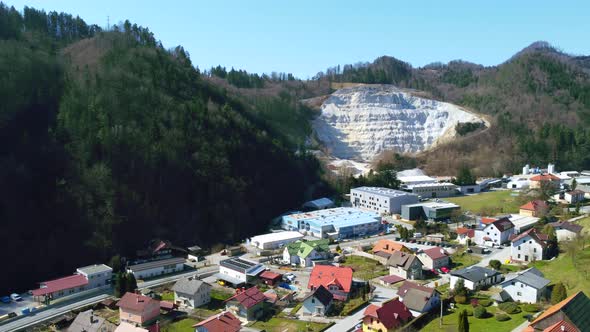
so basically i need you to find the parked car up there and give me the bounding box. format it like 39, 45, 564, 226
0, 296, 10, 304
283, 273, 296, 283
440, 266, 450, 274
10, 294, 22, 302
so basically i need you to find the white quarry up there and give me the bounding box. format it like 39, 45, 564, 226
313, 85, 485, 162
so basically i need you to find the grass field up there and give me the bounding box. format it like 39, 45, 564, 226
421, 303, 526, 332
161, 318, 198, 332
160, 290, 174, 301
446, 190, 521, 215
341, 255, 389, 280
530, 245, 590, 295
450, 247, 481, 269
576, 216, 590, 235
249, 317, 328, 332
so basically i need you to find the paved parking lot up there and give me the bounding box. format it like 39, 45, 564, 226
0, 294, 39, 317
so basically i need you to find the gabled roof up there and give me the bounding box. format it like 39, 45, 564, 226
308, 265, 353, 293
542, 319, 579, 332
373, 239, 410, 255
68, 310, 112, 332
450, 266, 501, 283
549, 221, 583, 234
387, 251, 422, 271
397, 281, 438, 312
567, 189, 585, 195
456, 227, 475, 238
303, 285, 334, 307
520, 200, 549, 212
259, 271, 281, 280
172, 278, 211, 296
363, 298, 412, 329
32, 274, 89, 296
530, 291, 590, 329
117, 292, 159, 312
420, 247, 448, 260
530, 174, 560, 181
193, 311, 241, 332
490, 217, 515, 232
481, 217, 497, 225
501, 268, 550, 290
225, 287, 266, 309
511, 228, 548, 248
286, 239, 330, 258
380, 275, 405, 285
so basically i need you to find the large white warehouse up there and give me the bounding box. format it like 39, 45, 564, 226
350, 186, 419, 214
249, 231, 304, 250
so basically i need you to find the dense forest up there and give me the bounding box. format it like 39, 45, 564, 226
0, 3, 328, 294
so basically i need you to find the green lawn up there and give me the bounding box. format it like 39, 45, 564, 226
249, 317, 328, 332
530, 244, 590, 295
446, 190, 521, 215
421, 303, 526, 332
161, 318, 199, 332
207, 288, 234, 310
341, 255, 389, 280
160, 291, 174, 301
450, 247, 481, 269
576, 217, 590, 235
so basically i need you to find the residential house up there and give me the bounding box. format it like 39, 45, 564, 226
474, 217, 515, 245
529, 174, 561, 190
387, 251, 423, 280
308, 265, 353, 301
450, 266, 503, 291
126, 257, 185, 280
171, 277, 212, 308
67, 310, 116, 332
555, 190, 585, 204
372, 239, 412, 255
379, 275, 406, 287
500, 268, 550, 304
117, 292, 160, 326
520, 200, 549, 217
224, 287, 266, 323
549, 221, 583, 242
511, 229, 549, 262
302, 285, 334, 316
217, 257, 266, 287
193, 311, 242, 332
417, 247, 449, 270
283, 239, 331, 267
456, 227, 475, 245
259, 271, 282, 286
361, 298, 413, 332
525, 291, 590, 331
397, 281, 440, 316
425, 233, 445, 243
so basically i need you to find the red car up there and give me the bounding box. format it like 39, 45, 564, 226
440, 266, 450, 274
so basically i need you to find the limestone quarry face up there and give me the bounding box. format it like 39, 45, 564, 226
313, 85, 484, 161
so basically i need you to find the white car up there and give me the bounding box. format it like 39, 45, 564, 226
10, 293, 22, 301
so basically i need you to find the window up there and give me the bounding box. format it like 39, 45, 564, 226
534, 248, 537, 253
517, 292, 522, 296
311, 298, 315, 303
521, 284, 524, 288
518, 254, 521, 259
518, 246, 521, 250
511, 281, 515, 285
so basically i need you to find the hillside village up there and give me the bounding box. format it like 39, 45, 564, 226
2, 163, 590, 332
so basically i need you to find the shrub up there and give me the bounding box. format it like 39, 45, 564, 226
496, 313, 511, 321
478, 299, 492, 307
489, 259, 502, 270
454, 295, 468, 304
470, 298, 479, 307
473, 305, 487, 318
523, 303, 541, 313
498, 302, 521, 314
465, 308, 473, 316
551, 282, 567, 304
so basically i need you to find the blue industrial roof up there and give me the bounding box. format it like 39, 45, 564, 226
283, 207, 380, 228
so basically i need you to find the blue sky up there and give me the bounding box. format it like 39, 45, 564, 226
6, 0, 590, 78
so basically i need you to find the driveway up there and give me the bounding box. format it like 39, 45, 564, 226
475, 246, 511, 268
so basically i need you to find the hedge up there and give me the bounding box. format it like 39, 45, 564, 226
498, 302, 521, 314
478, 299, 492, 307
454, 295, 468, 304
473, 306, 487, 318
496, 313, 511, 321
523, 303, 541, 312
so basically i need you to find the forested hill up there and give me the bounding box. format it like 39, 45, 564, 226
0, 3, 326, 294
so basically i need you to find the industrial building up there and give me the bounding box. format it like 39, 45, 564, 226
249, 231, 304, 250
281, 207, 382, 239
217, 257, 266, 286
126, 257, 185, 280
406, 182, 458, 198
401, 201, 460, 221
350, 187, 419, 214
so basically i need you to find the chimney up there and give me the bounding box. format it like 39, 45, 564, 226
561, 326, 565, 331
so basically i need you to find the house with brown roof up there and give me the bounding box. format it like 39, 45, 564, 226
387, 251, 423, 280
549, 221, 584, 242
67, 310, 116, 332
361, 298, 413, 332
397, 281, 440, 315
529, 174, 560, 190
474, 217, 515, 245
417, 247, 449, 270
117, 292, 160, 326
225, 287, 266, 323
511, 228, 549, 262
520, 200, 550, 217
307, 265, 353, 301
525, 291, 590, 331
193, 311, 242, 332
456, 227, 475, 245
554, 190, 585, 204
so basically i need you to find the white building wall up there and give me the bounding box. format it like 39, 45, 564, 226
511, 236, 544, 262
129, 263, 184, 280
555, 229, 578, 242
450, 276, 475, 290
502, 282, 539, 303
219, 266, 247, 283
350, 188, 418, 214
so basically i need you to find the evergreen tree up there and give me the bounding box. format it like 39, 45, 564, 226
125, 273, 137, 293
458, 309, 469, 332
108, 255, 122, 273
551, 282, 567, 304
453, 166, 476, 186
114, 272, 126, 298
571, 178, 578, 191
454, 278, 468, 297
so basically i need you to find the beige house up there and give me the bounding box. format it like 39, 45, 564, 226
387, 251, 423, 280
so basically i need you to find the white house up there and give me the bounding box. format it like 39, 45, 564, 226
217, 257, 266, 286
172, 277, 212, 308
417, 247, 449, 270
500, 268, 550, 304
126, 257, 185, 280
397, 281, 440, 316
511, 228, 549, 263
249, 231, 304, 250
549, 221, 583, 242
282, 239, 331, 267
450, 266, 503, 291
474, 218, 515, 245
301, 285, 334, 316
350, 187, 419, 214
76, 264, 113, 289
554, 190, 586, 204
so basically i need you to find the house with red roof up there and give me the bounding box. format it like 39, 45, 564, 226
117, 292, 160, 326
417, 247, 449, 270
225, 287, 266, 323
520, 200, 549, 217
361, 298, 413, 332
193, 311, 242, 332
258, 271, 281, 287
529, 174, 560, 190
308, 265, 353, 301
456, 227, 475, 245
511, 228, 549, 262
31, 264, 112, 302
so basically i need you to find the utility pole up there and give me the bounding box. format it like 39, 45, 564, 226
107, 16, 110, 30
439, 294, 443, 327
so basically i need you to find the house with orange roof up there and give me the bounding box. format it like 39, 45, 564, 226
520, 200, 549, 217
455, 227, 475, 245
308, 265, 353, 301
193, 311, 242, 332
361, 298, 413, 332
525, 291, 590, 331
529, 174, 560, 189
